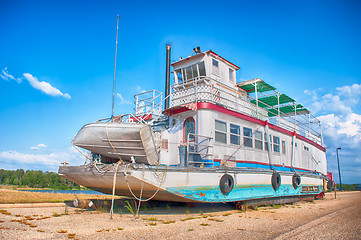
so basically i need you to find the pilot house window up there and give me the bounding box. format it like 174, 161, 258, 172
212, 59, 219, 75
198, 61, 206, 76
175, 62, 206, 83
185, 65, 198, 81
177, 71, 183, 82
229, 69, 235, 82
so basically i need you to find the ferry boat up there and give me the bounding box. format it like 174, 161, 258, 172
59, 45, 328, 205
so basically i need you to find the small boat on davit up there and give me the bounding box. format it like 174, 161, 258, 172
59, 45, 332, 205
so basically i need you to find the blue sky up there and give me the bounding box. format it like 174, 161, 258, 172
1, 0, 360, 183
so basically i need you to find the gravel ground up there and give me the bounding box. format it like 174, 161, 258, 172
0, 191, 360, 239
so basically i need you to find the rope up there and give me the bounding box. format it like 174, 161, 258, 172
110, 160, 122, 219
76, 119, 166, 218
299, 142, 323, 174
124, 164, 167, 202
72, 145, 92, 163
90, 162, 113, 176
105, 122, 125, 165
135, 164, 145, 217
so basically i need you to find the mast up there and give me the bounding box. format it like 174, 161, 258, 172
165, 44, 171, 109
111, 15, 119, 118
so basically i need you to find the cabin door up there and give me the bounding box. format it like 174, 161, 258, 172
183, 117, 195, 143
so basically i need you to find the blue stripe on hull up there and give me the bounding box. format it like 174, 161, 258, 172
166, 184, 322, 203
212, 162, 319, 174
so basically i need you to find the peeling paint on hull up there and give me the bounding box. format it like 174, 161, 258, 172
166, 184, 322, 202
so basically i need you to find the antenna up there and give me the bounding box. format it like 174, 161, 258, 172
111, 15, 119, 119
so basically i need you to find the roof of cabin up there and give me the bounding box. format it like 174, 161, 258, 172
238, 78, 309, 116
267, 104, 309, 117
237, 78, 276, 93
171, 50, 240, 70
250, 94, 295, 108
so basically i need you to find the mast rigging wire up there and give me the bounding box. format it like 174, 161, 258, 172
111, 15, 119, 119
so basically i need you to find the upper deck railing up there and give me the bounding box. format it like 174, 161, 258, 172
170, 76, 323, 146
99, 90, 165, 125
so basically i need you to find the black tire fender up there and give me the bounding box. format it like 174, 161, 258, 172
327, 180, 334, 190
219, 174, 234, 195
271, 172, 281, 190
292, 174, 301, 189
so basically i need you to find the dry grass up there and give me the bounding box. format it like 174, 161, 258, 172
0, 189, 120, 204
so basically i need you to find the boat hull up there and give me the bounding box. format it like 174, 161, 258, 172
59, 164, 323, 203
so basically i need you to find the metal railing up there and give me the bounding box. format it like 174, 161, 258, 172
186, 133, 213, 167
170, 76, 323, 145
134, 90, 163, 120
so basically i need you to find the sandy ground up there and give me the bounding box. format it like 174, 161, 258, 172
0, 191, 360, 239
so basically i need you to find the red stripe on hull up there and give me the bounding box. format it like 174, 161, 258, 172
197, 102, 325, 152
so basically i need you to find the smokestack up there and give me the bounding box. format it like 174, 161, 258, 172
165, 44, 171, 109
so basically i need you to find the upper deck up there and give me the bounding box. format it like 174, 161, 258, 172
165, 49, 323, 146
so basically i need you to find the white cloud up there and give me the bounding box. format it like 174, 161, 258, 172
136, 86, 146, 93
305, 83, 361, 116
307, 83, 361, 183
23, 73, 71, 99
0, 147, 84, 171
318, 113, 361, 139
336, 83, 361, 97
0, 67, 22, 83
1, 68, 71, 99
336, 83, 361, 106
304, 88, 322, 101
117, 93, 132, 104
0, 151, 60, 166
337, 113, 361, 137
30, 143, 48, 151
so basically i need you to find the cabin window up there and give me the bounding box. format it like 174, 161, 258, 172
291, 141, 298, 148
255, 131, 263, 150
243, 127, 253, 148
230, 124, 240, 145
198, 61, 206, 76
183, 117, 195, 142
184, 65, 198, 81
215, 120, 227, 143
176, 70, 183, 83
229, 69, 235, 82
179, 62, 207, 83
265, 134, 273, 151
282, 140, 286, 154
273, 136, 280, 153
212, 59, 219, 75
304, 146, 309, 151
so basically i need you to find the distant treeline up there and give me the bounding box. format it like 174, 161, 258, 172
335, 184, 358, 191
0, 169, 81, 190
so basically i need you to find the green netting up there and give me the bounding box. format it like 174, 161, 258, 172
251, 94, 295, 108
238, 79, 309, 117
237, 80, 276, 93
267, 104, 309, 117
